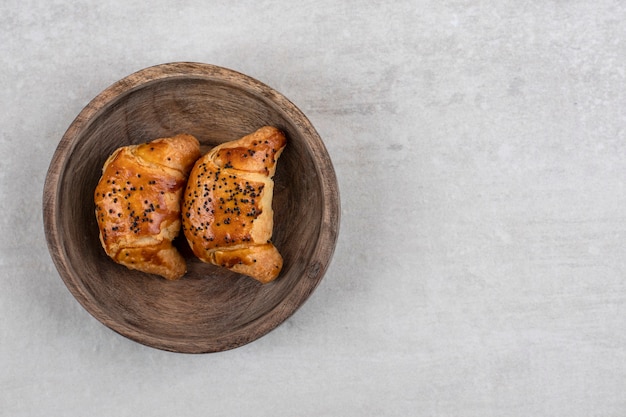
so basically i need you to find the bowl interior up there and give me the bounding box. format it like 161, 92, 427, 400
45, 64, 338, 353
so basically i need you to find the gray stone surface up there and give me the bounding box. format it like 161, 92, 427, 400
2, 1, 625, 415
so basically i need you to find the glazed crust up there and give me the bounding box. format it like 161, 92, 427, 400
94, 134, 201, 280
182, 126, 286, 284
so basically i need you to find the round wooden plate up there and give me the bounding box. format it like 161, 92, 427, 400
43, 62, 340, 353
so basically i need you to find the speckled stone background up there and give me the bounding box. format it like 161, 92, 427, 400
2, 1, 626, 416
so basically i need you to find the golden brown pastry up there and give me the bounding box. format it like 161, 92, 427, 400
94, 134, 201, 280
182, 126, 286, 284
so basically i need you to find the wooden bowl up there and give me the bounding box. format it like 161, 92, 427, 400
43, 62, 340, 353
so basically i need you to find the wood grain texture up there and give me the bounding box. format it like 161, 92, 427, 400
42, 62, 340, 353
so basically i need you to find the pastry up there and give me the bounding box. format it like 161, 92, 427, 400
94, 134, 201, 280
182, 126, 286, 283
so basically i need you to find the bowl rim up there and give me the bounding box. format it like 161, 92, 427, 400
42, 62, 340, 353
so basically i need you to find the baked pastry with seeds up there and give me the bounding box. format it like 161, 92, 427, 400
182, 126, 286, 284
94, 134, 201, 280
